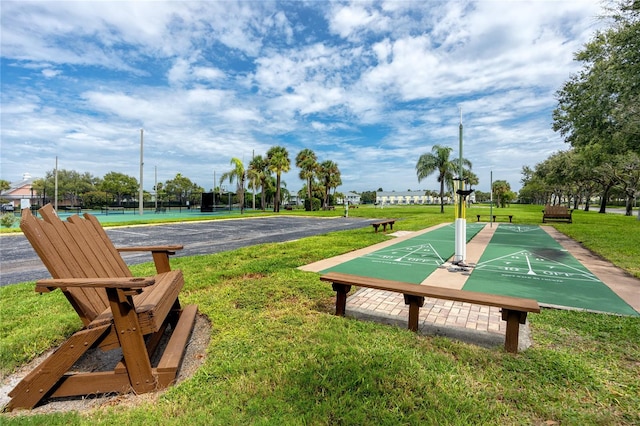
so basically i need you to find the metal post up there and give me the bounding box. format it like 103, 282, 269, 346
490, 171, 494, 227
453, 110, 466, 263
154, 165, 157, 210
139, 129, 144, 215
54, 156, 58, 211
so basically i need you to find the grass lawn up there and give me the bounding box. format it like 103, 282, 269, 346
1, 204, 639, 425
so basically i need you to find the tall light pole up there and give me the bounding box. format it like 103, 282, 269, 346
139, 129, 144, 215
154, 165, 158, 211
54, 156, 59, 211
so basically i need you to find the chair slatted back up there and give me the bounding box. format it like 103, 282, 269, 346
20, 204, 132, 325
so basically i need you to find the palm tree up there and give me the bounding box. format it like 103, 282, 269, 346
295, 148, 318, 211
220, 157, 246, 214
330, 168, 342, 201
248, 155, 270, 211
266, 146, 290, 212
318, 160, 340, 209
416, 145, 455, 213
416, 145, 472, 213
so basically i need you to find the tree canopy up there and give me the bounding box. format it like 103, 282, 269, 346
553, 0, 639, 155
546, 0, 640, 217
164, 173, 203, 205
100, 171, 138, 205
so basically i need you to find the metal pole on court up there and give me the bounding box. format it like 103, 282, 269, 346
453, 110, 466, 264
490, 170, 494, 228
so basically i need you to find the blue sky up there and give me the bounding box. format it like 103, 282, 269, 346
1, 1, 603, 194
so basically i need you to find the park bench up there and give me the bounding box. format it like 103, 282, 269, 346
371, 219, 395, 233
476, 214, 513, 223
101, 206, 125, 215
542, 205, 573, 223
7, 204, 197, 410
320, 272, 540, 353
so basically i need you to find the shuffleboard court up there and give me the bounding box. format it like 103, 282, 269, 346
321, 223, 485, 283
463, 224, 639, 316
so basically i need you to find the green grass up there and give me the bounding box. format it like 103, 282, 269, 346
1, 204, 639, 424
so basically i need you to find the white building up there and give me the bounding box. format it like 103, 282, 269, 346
376, 191, 451, 206
336, 191, 361, 205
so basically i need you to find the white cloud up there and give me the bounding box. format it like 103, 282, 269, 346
0, 0, 607, 194
328, 3, 390, 40
193, 66, 225, 81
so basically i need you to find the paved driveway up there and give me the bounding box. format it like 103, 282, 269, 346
0, 216, 375, 286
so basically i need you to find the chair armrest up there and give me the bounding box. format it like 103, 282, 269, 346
36, 276, 155, 292
116, 246, 184, 273
116, 245, 184, 253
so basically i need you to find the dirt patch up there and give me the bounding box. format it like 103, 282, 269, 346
1, 313, 211, 417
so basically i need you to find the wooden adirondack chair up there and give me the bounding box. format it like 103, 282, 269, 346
6, 204, 198, 411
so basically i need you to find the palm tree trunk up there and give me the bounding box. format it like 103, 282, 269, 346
275, 174, 281, 212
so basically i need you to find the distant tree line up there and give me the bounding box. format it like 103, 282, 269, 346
28, 170, 204, 209
219, 146, 344, 213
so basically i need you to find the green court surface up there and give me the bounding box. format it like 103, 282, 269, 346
463, 225, 639, 316
51, 208, 242, 225
321, 223, 485, 283
4, 208, 241, 229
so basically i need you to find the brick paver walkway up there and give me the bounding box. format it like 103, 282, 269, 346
347, 288, 505, 334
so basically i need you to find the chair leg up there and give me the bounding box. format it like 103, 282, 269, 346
107, 288, 156, 393
7, 324, 111, 411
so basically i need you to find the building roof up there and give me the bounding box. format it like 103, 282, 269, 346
2, 177, 36, 198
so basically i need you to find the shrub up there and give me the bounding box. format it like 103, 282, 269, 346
0, 213, 17, 228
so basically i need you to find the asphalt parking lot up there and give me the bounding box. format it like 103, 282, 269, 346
0, 216, 376, 286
